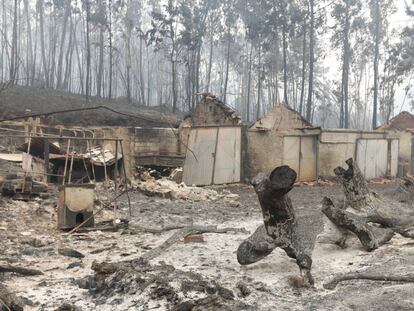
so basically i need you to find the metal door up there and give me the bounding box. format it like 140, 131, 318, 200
283, 136, 317, 181
213, 127, 241, 184
356, 139, 388, 179
390, 140, 399, 177
299, 136, 318, 181
182, 128, 218, 186
183, 127, 241, 186
283, 137, 300, 174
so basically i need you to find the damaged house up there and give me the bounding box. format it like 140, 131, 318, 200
246, 104, 400, 181
180, 94, 244, 186
377, 111, 414, 175
0, 96, 408, 188
246, 104, 319, 182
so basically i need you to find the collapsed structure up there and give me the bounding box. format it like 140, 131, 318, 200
1, 96, 411, 188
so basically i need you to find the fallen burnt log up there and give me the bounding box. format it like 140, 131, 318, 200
141, 225, 249, 261
237, 166, 314, 286
320, 158, 414, 250
324, 271, 414, 290
0, 264, 43, 276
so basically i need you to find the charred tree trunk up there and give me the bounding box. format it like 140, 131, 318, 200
322, 197, 394, 251
320, 158, 414, 249
333, 158, 374, 211
237, 166, 314, 286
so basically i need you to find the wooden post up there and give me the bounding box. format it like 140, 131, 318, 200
68, 143, 75, 184
114, 140, 118, 193
43, 139, 50, 183
102, 147, 108, 188
120, 140, 132, 217
62, 139, 71, 185
87, 140, 96, 181
22, 137, 32, 193
113, 140, 119, 218
43, 117, 50, 183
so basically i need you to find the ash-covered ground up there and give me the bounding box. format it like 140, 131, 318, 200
1, 181, 414, 310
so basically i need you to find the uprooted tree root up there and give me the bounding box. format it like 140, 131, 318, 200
88, 258, 253, 310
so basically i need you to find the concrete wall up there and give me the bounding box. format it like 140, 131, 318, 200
318, 129, 400, 177
247, 128, 402, 180
133, 127, 182, 156
246, 130, 284, 179
247, 128, 321, 179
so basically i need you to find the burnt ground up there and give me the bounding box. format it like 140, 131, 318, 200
0, 86, 182, 127
1, 180, 414, 310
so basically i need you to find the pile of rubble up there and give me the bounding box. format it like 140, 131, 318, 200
86, 258, 253, 310
133, 178, 239, 203
133, 167, 240, 203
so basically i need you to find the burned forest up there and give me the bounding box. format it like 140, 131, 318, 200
1, 0, 414, 310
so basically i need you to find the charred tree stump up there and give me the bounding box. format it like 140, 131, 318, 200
334, 158, 374, 211
237, 166, 314, 286
320, 158, 414, 249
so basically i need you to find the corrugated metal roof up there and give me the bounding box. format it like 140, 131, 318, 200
84, 147, 122, 166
